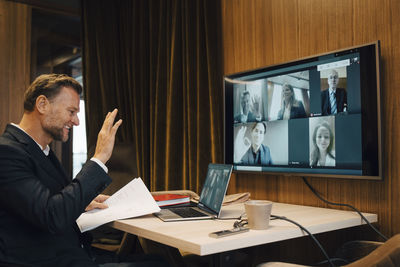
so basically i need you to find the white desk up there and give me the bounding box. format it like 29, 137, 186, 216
110, 202, 377, 256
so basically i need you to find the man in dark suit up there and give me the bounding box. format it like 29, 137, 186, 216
239, 122, 272, 166
321, 69, 347, 115
240, 143, 272, 165
234, 91, 259, 123
0, 74, 165, 267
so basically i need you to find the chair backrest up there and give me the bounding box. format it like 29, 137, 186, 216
101, 143, 138, 195
346, 234, 400, 267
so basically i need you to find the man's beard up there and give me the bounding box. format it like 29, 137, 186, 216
43, 125, 69, 142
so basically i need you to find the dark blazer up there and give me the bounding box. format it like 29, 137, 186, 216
0, 124, 111, 267
321, 88, 347, 115
240, 144, 272, 166
234, 111, 258, 123
277, 101, 307, 120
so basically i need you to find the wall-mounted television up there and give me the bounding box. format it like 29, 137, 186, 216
224, 41, 382, 180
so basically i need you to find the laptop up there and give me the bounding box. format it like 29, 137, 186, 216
154, 163, 233, 222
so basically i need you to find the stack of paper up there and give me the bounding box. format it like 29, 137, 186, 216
76, 177, 160, 232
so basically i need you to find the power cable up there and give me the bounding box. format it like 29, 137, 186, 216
302, 177, 388, 241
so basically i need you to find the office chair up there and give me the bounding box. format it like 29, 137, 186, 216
92, 189, 201, 266
257, 234, 400, 267
90, 143, 140, 258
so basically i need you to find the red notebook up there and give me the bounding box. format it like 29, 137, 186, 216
153, 194, 190, 207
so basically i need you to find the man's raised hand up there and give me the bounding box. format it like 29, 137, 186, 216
93, 109, 123, 164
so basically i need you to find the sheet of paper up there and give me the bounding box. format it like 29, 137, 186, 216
76, 177, 160, 232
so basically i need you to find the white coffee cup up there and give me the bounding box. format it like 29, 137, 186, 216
244, 200, 273, 230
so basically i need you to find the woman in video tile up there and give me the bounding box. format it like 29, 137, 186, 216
238, 122, 272, 165
277, 83, 307, 120
310, 122, 336, 167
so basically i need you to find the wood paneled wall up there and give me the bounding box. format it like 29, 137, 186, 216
222, 0, 400, 237
0, 0, 31, 132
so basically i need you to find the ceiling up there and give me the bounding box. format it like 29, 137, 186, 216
8, 0, 82, 72
32, 8, 81, 69
10, 0, 81, 16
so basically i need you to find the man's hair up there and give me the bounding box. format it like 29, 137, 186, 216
24, 74, 82, 111
241, 90, 250, 99
329, 69, 339, 76
251, 122, 267, 135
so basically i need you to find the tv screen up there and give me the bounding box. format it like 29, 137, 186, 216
224, 41, 382, 179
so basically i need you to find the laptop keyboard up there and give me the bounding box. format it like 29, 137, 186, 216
171, 207, 209, 218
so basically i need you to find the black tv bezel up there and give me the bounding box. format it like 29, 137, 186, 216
223, 41, 382, 180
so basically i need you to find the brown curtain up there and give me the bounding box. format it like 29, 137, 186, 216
82, 0, 223, 192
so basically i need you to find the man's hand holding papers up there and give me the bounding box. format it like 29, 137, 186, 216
76, 178, 160, 232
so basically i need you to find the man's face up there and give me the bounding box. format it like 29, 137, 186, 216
327, 70, 339, 89
241, 93, 251, 114
42, 86, 80, 142
251, 123, 265, 147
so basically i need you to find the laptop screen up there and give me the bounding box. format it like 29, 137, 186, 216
198, 164, 233, 215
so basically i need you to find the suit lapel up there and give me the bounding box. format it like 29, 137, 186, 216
5, 125, 69, 189
324, 90, 331, 113
259, 145, 266, 165
48, 149, 70, 186
246, 148, 255, 164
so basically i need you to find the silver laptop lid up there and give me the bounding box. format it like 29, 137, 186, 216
197, 163, 233, 217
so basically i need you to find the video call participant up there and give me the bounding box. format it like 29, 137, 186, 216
277, 83, 307, 120
0, 74, 167, 267
234, 90, 260, 123
200, 170, 218, 206
310, 122, 336, 167
200, 170, 226, 210
321, 69, 348, 115
238, 122, 272, 166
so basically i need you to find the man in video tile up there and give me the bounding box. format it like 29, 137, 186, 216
237, 122, 272, 166
321, 69, 347, 115
234, 91, 259, 123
